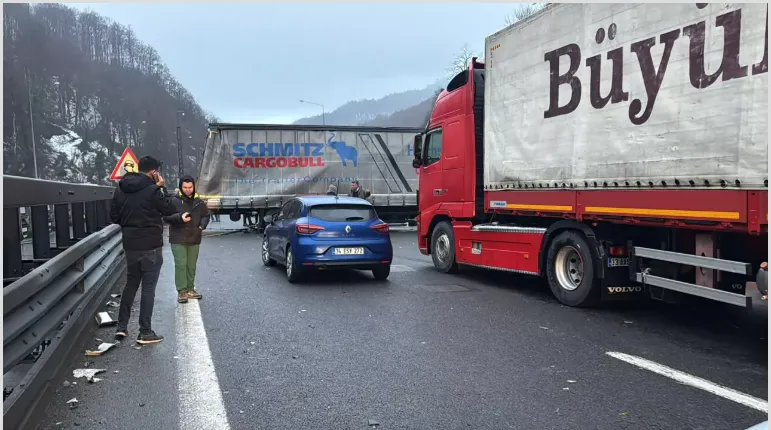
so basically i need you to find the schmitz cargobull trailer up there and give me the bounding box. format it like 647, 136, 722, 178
197, 123, 423, 226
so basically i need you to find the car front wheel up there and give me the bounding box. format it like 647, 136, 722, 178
261, 237, 275, 266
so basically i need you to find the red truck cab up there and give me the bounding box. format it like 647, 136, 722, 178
414, 58, 487, 254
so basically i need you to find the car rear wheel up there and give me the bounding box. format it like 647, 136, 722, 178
261, 238, 275, 266
372, 265, 390, 281
431, 221, 459, 274
285, 246, 303, 283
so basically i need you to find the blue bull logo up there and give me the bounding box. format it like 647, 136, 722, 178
326, 132, 358, 167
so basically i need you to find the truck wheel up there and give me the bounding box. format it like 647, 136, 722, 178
430, 221, 459, 274
545, 231, 599, 307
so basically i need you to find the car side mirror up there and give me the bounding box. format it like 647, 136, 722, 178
412, 135, 423, 168
263, 214, 274, 224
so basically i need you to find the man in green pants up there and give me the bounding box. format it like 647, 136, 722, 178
164, 175, 210, 303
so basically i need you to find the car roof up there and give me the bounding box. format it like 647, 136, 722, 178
296, 195, 373, 207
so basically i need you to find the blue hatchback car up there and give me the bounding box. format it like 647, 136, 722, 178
261, 196, 393, 282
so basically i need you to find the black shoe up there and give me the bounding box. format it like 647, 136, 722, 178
136, 330, 164, 345
115, 329, 128, 340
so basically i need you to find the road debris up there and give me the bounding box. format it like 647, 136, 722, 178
567, 380, 576, 383
95, 312, 117, 327
62, 381, 71, 387
73, 368, 106, 383
66, 398, 79, 409
539, 326, 550, 330
562, 387, 570, 391
624, 321, 634, 324
110, 294, 121, 299
85, 342, 116, 356
105, 301, 120, 308
368, 419, 380, 427
292, 355, 298, 359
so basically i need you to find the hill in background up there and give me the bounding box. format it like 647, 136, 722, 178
3, 3, 216, 183
292, 81, 443, 128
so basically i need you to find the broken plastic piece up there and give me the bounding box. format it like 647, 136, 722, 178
95, 312, 117, 327
106, 301, 120, 308
73, 368, 106, 380
368, 419, 380, 426
66, 398, 79, 409
111, 294, 121, 299
85, 342, 116, 356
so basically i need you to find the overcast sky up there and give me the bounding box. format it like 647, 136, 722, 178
68, 2, 520, 123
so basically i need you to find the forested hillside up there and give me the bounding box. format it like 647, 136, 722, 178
3, 3, 216, 183
292, 82, 442, 127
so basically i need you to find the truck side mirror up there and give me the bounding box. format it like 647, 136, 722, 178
412, 135, 423, 168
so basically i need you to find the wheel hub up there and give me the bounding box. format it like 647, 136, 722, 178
435, 233, 451, 264
555, 246, 583, 291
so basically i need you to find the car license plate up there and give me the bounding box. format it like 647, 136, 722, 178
334, 247, 364, 255
608, 257, 630, 267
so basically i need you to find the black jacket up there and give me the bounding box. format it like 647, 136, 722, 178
110, 172, 182, 251
163, 176, 210, 245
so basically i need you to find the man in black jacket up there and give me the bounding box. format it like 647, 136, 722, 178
110, 156, 190, 345
164, 175, 210, 304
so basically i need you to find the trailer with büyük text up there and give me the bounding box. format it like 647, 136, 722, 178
196, 123, 422, 227
411, 3, 768, 308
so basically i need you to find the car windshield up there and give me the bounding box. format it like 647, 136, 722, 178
309, 204, 376, 222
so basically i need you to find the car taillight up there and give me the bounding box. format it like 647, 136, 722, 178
372, 223, 389, 234
297, 224, 325, 234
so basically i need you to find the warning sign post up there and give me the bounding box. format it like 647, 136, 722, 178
109, 148, 140, 181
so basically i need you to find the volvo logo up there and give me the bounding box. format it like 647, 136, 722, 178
345, 225, 351, 233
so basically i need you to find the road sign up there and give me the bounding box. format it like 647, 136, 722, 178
109, 148, 139, 181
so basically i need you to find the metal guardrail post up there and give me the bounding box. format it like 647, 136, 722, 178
3, 208, 23, 280
84, 201, 97, 234
53, 203, 70, 250
30, 206, 51, 260
71, 202, 86, 240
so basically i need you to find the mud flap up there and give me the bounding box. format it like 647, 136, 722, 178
601, 258, 647, 302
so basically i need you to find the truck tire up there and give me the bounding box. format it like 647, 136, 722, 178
545, 231, 600, 307
430, 221, 459, 274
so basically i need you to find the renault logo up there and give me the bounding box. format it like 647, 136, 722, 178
345, 225, 351, 233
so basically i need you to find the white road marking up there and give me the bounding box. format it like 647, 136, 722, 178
176, 299, 231, 429
606, 351, 768, 413
390, 264, 416, 273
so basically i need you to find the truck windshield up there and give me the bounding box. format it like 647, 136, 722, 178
309, 204, 376, 222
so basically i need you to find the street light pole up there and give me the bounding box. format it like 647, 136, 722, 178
176, 110, 185, 179
299, 100, 325, 126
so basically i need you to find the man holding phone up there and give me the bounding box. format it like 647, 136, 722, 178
110, 156, 190, 345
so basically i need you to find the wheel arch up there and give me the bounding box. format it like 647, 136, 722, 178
539, 220, 605, 279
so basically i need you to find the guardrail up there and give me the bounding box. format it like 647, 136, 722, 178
3, 176, 124, 429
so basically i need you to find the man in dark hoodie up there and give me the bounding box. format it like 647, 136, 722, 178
110, 156, 189, 345
164, 175, 210, 304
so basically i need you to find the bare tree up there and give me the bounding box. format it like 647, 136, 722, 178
446, 44, 477, 78
504, 3, 546, 26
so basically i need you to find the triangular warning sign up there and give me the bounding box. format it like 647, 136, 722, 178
109, 148, 140, 181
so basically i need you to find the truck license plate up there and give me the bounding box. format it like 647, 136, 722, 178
334, 247, 364, 255
608, 257, 630, 267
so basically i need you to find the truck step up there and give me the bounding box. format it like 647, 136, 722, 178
470, 224, 546, 234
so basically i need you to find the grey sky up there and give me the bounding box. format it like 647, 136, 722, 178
69, 3, 520, 123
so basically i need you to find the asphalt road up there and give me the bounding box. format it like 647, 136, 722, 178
37, 221, 768, 430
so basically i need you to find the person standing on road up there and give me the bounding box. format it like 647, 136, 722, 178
164, 175, 210, 304
110, 156, 189, 345
348, 180, 371, 199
